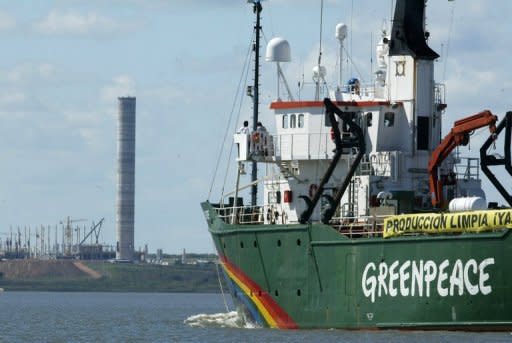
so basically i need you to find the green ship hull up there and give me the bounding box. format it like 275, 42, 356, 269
202, 201, 512, 330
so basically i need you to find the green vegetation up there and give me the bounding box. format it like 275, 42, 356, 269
84, 261, 223, 292
0, 260, 225, 293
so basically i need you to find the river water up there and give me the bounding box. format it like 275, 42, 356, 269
0, 292, 509, 342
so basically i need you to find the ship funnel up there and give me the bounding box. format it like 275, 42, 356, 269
389, 0, 439, 60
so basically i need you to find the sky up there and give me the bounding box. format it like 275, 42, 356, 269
0, 0, 510, 254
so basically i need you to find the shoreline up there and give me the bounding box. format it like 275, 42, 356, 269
0, 259, 225, 293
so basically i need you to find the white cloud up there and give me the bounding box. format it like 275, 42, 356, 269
79, 127, 101, 147
6, 63, 58, 84
101, 75, 136, 102
0, 11, 16, 31
0, 88, 41, 120
0, 90, 26, 106
34, 10, 130, 35
62, 109, 103, 126
141, 86, 189, 105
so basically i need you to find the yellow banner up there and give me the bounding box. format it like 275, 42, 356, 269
383, 209, 512, 238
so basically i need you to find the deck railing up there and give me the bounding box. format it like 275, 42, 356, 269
454, 157, 480, 180
329, 214, 387, 238
297, 81, 376, 100
212, 204, 286, 225
211, 204, 390, 238
249, 132, 335, 161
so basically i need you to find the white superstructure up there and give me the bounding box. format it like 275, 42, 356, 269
233, 17, 485, 226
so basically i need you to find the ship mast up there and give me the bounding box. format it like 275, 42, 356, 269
250, 0, 262, 206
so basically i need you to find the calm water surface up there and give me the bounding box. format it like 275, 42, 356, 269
0, 292, 509, 342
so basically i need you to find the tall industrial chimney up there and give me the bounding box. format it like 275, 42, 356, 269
116, 97, 136, 261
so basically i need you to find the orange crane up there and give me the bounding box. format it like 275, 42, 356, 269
428, 110, 498, 208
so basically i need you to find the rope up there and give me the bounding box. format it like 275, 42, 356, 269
349, 0, 354, 76
442, 1, 456, 83
343, 45, 365, 84
370, 32, 373, 83
318, 0, 324, 67
261, 30, 269, 46
215, 255, 230, 312
220, 40, 253, 202
207, 31, 254, 200
266, 2, 276, 38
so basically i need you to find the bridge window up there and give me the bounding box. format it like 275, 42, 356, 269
366, 112, 373, 127
282, 114, 289, 129
384, 112, 395, 127
298, 114, 304, 128
290, 114, 297, 128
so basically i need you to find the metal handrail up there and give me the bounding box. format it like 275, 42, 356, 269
271, 132, 334, 160
454, 157, 480, 180
329, 214, 389, 238
213, 204, 392, 238
213, 204, 288, 225
297, 82, 377, 100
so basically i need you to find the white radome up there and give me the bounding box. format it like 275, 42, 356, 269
312, 65, 327, 79
265, 37, 291, 63
336, 23, 348, 41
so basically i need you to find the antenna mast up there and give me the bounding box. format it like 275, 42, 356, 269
314, 0, 324, 100
336, 23, 348, 88
250, 0, 262, 206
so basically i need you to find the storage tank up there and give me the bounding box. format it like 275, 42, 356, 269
448, 197, 486, 212
116, 97, 136, 261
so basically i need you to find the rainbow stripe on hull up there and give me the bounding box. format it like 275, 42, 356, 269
219, 255, 297, 329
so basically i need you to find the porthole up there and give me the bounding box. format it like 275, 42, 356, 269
297, 289, 301, 296
296, 239, 301, 246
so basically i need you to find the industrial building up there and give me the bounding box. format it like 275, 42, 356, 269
116, 97, 136, 261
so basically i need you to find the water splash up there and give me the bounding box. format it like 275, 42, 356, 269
184, 311, 259, 329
